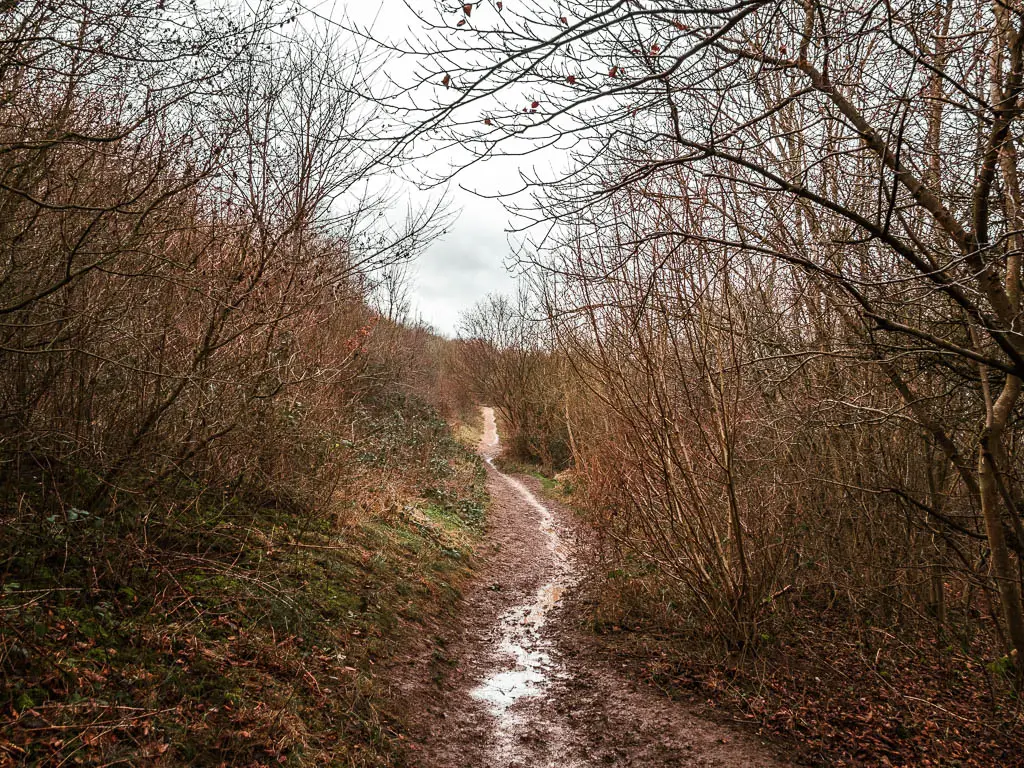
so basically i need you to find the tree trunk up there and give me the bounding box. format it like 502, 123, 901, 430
979, 375, 1024, 679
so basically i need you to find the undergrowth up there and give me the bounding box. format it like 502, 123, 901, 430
512, 465, 1024, 767
580, 559, 1024, 767
0, 399, 486, 767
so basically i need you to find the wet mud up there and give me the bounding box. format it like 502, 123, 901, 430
403, 407, 788, 768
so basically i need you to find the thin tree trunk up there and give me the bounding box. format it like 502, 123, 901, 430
979, 374, 1024, 677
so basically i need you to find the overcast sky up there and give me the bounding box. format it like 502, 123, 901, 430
405, 163, 523, 337
322, 0, 523, 337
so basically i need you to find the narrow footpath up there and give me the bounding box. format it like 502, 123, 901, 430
405, 407, 788, 768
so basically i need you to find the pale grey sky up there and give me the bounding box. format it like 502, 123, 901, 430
329, 0, 522, 336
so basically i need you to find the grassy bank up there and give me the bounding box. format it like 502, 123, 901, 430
1, 402, 486, 767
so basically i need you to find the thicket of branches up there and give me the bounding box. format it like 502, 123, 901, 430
455, 291, 571, 470
431, 0, 1024, 682
0, 8, 484, 757
0, 0, 454, 527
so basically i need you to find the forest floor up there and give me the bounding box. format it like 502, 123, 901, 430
398, 407, 787, 768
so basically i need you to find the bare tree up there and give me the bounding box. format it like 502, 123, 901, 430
457, 290, 571, 469
0, 2, 447, 521
389, 0, 1024, 672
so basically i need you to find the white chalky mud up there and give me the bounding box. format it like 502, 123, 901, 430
469, 408, 579, 755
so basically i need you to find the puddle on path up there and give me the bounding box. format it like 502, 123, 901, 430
423, 408, 787, 768
469, 408, 576, 721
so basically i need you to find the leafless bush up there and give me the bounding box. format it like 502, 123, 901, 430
0, 1, 444, 529
457, 290, 571, 470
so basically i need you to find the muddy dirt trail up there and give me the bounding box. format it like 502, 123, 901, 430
405, 407, 788, 768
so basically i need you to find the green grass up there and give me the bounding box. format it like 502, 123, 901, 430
1, 502, 482, 766
0, 402, 487, 767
